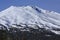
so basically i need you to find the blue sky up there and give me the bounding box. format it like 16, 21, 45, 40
0, 0, 60, 13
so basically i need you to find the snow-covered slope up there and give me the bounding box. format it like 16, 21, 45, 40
0, 6, 60, 35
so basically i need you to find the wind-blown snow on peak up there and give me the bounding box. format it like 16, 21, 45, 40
0, 6, 42, 24
0, 6, 60, 35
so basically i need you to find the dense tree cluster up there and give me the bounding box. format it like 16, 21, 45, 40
0, 23, 60, 40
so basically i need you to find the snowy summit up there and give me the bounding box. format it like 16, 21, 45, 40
0, 6, 60, 35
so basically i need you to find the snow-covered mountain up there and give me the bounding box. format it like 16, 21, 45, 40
0, 6, 60, 35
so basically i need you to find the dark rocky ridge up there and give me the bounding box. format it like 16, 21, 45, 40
0, 24, 60, 40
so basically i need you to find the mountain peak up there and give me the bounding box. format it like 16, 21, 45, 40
1, 6, 47, 14
0, 6, 60, 35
